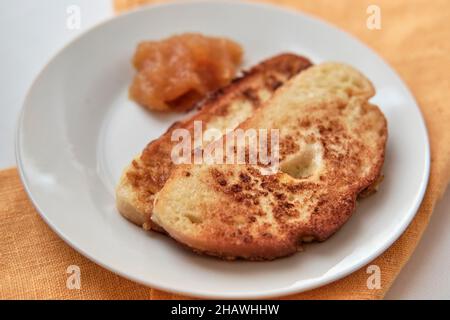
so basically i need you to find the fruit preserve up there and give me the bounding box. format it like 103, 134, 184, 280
130, 33, 243, 112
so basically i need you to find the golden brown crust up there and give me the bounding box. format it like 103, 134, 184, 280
117, 54, 313, 227
153, 63, 388, 260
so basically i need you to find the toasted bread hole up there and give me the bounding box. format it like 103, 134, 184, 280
185, 213, 203, 224
280, 146, 318, 179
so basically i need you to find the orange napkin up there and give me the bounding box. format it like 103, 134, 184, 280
1, 0, 449, 299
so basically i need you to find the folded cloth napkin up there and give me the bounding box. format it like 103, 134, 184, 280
1, 0, 449, 299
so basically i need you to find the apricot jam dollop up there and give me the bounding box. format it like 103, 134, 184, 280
130, 33, 243, 112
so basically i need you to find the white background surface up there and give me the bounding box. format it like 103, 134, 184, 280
0, 0, 448, 299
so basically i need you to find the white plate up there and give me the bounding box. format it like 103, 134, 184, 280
16, 0, 429, 299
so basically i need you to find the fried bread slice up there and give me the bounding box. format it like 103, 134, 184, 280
116, 54, 312, 229
152, 63, 388, 260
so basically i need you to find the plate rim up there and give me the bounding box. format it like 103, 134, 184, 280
15, 0, 431, 299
